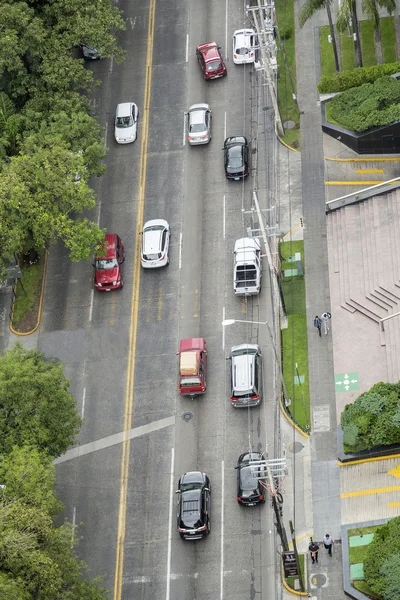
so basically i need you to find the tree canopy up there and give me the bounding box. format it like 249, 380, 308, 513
364, 517, 400, 599
0, 343, 82, 458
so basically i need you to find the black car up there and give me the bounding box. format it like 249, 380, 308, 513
236, 452, 266, 506
176, 471, 211, 540
224, 136, 249, 180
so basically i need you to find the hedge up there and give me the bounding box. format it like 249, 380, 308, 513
340, 381, 400, 452
329, 76, 400, 131
318, 62, 400, 93
364, 517, 400, 600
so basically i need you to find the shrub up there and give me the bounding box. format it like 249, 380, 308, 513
279, 25, 292, 40
328, 76, 400, 131
364, 517, 400, 599
341, 382, 400, 452
318, 62, 400, 93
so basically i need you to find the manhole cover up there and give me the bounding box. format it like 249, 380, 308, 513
283, 119, 296, 129
310, 573, 327, 588
181, 412, 193, 422
289, 442, 304, 454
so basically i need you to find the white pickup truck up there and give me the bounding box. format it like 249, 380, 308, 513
233, 237, 262, 296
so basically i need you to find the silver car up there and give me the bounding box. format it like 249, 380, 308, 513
187, 104, 212, 145
140, 219, 170, 269
114, 102, 138, 144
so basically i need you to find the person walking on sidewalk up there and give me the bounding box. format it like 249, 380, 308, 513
321, 312, 331, 335
309, 540, 320, 564
313, 315, 322, 337
322, 534, 334, 556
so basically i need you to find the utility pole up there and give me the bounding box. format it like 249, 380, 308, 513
246, 0, 284, 136
289, 520, 306, 593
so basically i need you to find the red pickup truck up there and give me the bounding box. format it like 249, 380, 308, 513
178, 338, 207, 396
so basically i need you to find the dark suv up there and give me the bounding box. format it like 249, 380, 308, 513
236, 452, 266, 506
176, 472, 211, 540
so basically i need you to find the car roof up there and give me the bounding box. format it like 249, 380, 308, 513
189, 109, 206, 125
233, 29, 255, 41
234, 237, 261, 252
116, 102, 133, 117
99, 233, 117, 260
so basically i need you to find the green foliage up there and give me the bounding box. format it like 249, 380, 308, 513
364, 517, 400, 598
329, 76, 400, 131
0, 343, 82, 458
318, 61, 400, 92
341, 382, 400, 452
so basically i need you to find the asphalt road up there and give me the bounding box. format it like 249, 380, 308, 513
42, 1, 279, 598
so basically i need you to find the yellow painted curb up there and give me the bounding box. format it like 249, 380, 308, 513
338, 452, 400, 467
325, 156, 400, 162
281, 562, 309, 596
281, 224, 303, 240
325, 180, 393, 185
275, 123, 300, 153
279, 397, 310, 438
10, 250, 48, 336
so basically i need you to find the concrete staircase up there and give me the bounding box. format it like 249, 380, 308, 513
327, 190, 400, 382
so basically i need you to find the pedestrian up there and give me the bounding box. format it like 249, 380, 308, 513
308, 540, 320, 564
322, 533, 334, 556
321, 312, 331, 335
313, 315, 322, 337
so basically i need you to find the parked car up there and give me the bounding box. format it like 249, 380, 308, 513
93, 233, 124, 291
233, 237, 262, 296
229, 343, 263, 407
236, 452, 266, 505
178, 338, 207, 396
187, 104, 212, 145
82, 45, 100, 60
176, 472, 211, 540
196, 42, 227, 80
223, 136, 249, 180
232, 29, 257, 64
140, 219, 170, 268
114, 102, 139, 144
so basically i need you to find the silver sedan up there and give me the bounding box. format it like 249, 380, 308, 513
187, 104, 212, 145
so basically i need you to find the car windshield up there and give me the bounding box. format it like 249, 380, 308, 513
228, 147, 243, 168
116, 116, 133, 128
96, 258, 118, 270
207, 61, 221, 71
180, 482, 202, 492
190, 122, 206, 133
231, 348, 257, 358
181, 377, 201, 386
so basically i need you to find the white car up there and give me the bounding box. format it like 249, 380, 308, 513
114, 102, 138, 144
232, 29, 257, 64
140, 219, 170, 268
187, 104, 212, 145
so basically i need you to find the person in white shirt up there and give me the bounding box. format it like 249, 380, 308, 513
320, 312, 331, 335
322, 533, 334, 556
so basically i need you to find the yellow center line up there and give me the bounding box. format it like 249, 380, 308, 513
341, 485, 400, 498
113, 1, 156, 599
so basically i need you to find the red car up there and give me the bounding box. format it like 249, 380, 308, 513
196, 42, 227, 80
93, 233, 124, 291
178, 338, 207, 396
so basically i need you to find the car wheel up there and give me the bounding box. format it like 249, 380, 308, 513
207, 521, 211, 534
166, 257, 170, 266
120, 280, 124, 289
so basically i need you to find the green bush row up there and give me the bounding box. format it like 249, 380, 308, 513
329, 76, 400, 132
318, 61, 400, 93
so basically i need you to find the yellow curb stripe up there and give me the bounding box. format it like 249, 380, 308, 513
281, 562, 308, 596
275, 123, 300, 152
325, 180, 396, 185
279, 397, 310, 438
388, 502, 400, 507
338, 452, 400, 466
325, 156, 400, 162
281, 224, 303, 240
289, 533, 313, 549
341, 485, 400, 498
10, 249, 48, 336
354, 169, 384, 174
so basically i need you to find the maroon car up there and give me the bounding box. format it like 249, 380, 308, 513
196, 42, 227, 80
178, 338, 207, 396
93, 233, 124, 291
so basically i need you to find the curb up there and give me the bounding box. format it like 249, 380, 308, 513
279, 397, 310, 439
281, 561, 309, 596
9, 250, 48, 336
275, 123, 300, 153
325, 156, 400, 162
338, 452, 400, 467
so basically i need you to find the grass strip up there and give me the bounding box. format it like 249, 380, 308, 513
12, 262, 43, 327
340, 33, 355, 71
286, 553, 305, 589
360, 20, 377, 67
381, 17, 397, 63
319, 25, 337, 78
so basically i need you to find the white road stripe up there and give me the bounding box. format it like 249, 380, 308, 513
166, 447, 175, 600
224, 111, 227, 140
223, 194, 226, 239
186, 33, 189, 62
183, 112, 186, 146
222, 306, 226, 350
225, 0, 228, 52
179, 232, 183, 269
88, 288, 94, 322
71, 506, 76, 548
220, 459, 225, 600
81, 386, 86, 419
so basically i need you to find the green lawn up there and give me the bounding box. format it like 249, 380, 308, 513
381, 17, 397, 63
286, 553, 305, 590
360, 20, 377, 67
280, 241, 310, 432
320, 26, 337, 78
340, 33, 356, 71
275, 0, 300, 148
348, 526, 381, 599
12, 262, 43, 326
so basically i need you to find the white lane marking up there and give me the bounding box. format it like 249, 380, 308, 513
129, 573, 199, 584
220, 460, 225, 600
183, 112, 186, 146
71, 506, 76, 547
222, 306, 226, 350
223, 194, 226, 239
166, 447, 175, 600
224, 111, 227, 140
186, 33, 189, 62
179, 232, 183, 269
225, 0, 228, 52
89, 288, 94, 322
81, 387, 86, 419
104, 121, 108, 148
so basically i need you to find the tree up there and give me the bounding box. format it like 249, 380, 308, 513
299, 0, 340, 72
0, 572, 30, 600
364, 517, 400, 598
0, 343, 82, 458
361, 0, 396, 62
337, 0, 363, 68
